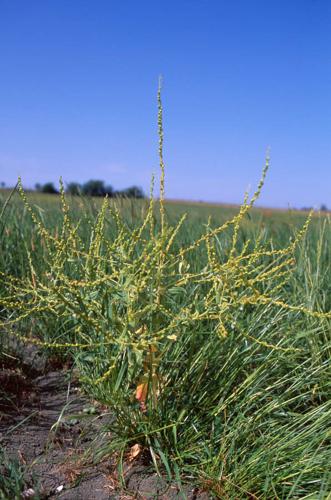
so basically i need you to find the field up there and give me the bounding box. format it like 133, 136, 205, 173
0, 179, 330, 499
0, 99, 330, 499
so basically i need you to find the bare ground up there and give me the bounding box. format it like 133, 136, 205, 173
0, 347, 211, 499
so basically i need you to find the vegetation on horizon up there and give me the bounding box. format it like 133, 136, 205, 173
32, 179, 145, 198
0, 85, 330, 498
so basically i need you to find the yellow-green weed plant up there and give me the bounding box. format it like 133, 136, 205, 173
0, 86, 330, 480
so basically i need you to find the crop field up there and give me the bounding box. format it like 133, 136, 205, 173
0, 102, 330, 499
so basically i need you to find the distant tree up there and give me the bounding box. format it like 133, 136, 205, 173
119, 186, 145, 199
35, 183, 42, 192
41, 182, 58, 194
105, 184, 114, 197
320, 203, 328, 212
66, 182, 82, 195
0, 181, 5, 188
82, 180, 107, 197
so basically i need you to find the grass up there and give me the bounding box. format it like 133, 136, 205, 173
0, 449, 33, 500
0, 453, 24, 500
0, 88, 330, 498
0, 449, 42, 500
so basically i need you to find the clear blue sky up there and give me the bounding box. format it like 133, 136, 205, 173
0, 0, 330, 207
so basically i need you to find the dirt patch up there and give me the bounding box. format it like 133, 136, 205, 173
0, 367, 114, 498
0, 348, 211, 499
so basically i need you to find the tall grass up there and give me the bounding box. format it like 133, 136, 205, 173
0, 87, 330, 498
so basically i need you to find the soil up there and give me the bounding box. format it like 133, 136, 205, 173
0, 345, 211, 499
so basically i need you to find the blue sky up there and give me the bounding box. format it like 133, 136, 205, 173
0, 0, 330, 207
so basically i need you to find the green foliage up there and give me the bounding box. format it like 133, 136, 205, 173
0, 450, 27, 500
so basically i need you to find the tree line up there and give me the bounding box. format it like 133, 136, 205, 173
34, 180, 145, 198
